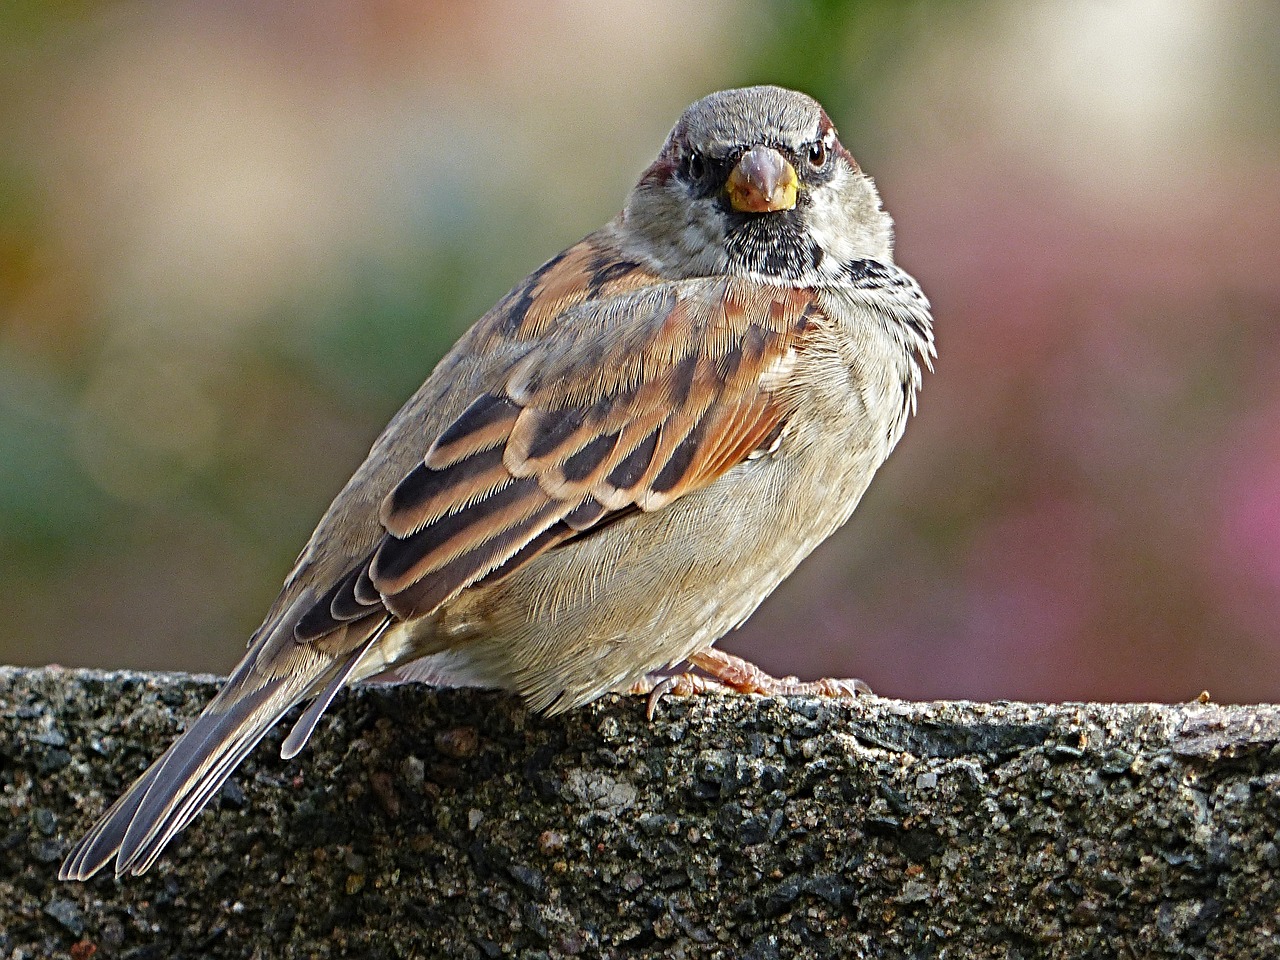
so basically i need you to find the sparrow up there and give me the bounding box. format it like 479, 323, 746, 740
61, 85, 934, 880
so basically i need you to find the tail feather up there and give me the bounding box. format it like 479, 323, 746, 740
59, 751, 167, 881
281, 619, 389, 760
60, 673, 297, 879
116, 676, 294, 876
60, 600, 388, 880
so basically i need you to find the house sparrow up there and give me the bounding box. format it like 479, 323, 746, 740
61, 85, 934, 880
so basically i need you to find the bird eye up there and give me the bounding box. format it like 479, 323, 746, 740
807, 139, 828, 169
686, 151, 706, 181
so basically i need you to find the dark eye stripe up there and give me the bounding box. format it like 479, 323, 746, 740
679, 149, 736, 197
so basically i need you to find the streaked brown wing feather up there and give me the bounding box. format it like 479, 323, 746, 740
57, 242, 824, 882
292, 240, 823, 646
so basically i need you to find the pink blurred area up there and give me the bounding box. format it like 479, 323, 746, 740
1, 1, 1277, 704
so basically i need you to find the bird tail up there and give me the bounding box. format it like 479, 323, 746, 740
60, 597, 387, 880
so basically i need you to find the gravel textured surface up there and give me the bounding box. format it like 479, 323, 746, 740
3, 666, 1279, 958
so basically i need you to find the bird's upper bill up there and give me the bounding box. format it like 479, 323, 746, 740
726, 145, 799, 214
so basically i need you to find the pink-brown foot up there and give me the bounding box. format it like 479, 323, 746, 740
633, 649, 872, 719
628, 673, 735, 720
691, 648, 872, 698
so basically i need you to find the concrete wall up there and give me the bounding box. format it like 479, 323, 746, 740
3, 667, 1279, 958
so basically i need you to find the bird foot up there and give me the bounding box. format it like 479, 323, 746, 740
628, 673, 736, 720
630, 648, 871, 720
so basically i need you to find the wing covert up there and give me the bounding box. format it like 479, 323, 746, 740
294, 260, 823, 639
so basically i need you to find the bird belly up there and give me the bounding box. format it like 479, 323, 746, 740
411, 414, 890, 713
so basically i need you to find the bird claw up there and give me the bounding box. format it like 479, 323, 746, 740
630, 649, 871, 720
628, 673, 732, 720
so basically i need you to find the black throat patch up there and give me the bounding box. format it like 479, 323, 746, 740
721, 207, 824, 280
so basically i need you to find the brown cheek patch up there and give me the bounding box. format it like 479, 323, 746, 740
636, 152, 678, 188
835, 141, 859, 173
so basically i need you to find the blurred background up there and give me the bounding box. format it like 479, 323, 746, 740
2, 0, 1278, 703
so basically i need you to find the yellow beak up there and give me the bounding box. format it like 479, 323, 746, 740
726, 145, 799, 213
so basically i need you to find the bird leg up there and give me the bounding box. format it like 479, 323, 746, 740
631, 648, 872, 720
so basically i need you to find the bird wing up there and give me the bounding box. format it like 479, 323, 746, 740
60, 234, 826, 879
296, 262, 823, 642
